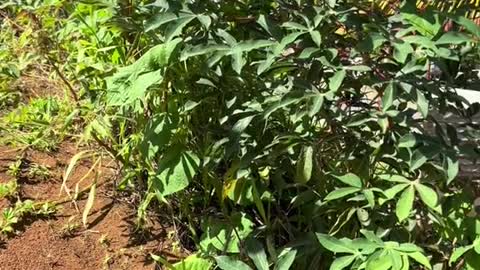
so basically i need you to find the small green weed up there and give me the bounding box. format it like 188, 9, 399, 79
0, 180, 18, 199
6, 159, 22, 178
0, 97, 75, 150
27, 163, 51, 181
0, 200, 56, 234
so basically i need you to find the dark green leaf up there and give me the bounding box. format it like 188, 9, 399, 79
215, 256, 252, 270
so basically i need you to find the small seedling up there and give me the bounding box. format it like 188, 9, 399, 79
27, 163, 51, 181
7, 159, 22, 178
0, 200, 56, 235
0, 180, 18, 198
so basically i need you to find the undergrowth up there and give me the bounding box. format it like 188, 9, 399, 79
1, 1, 480, 270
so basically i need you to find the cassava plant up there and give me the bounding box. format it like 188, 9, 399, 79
86, 0, 480, 269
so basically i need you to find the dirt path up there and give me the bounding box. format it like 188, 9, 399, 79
0, 143, 172, 270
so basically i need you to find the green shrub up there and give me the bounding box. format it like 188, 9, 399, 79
82, 0, 480, 269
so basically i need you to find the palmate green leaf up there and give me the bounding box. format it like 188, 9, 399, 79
415, 183, 438, 210
330, 255, 356, 270
215, 256, 252, 270
316, 233, 357, 254
333, 173, 362, 188
329, 70, 346, 92
396, 185, 414, 222
296, 146, 313, 184
153, 146, 200, 197
325, 187, 361, 201
245, 238, 269, 270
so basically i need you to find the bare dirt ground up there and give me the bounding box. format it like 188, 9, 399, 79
0, 143, 179, 270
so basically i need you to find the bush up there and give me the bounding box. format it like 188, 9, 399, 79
87, 0, 480, 269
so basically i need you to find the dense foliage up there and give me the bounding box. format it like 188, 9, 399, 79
2, 0, 480, 269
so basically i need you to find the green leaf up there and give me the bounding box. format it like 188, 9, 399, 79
436, 32, 471, 45
165, 14, 197, 41
383, 184, 409, 200
296, 146, 314, 184
446, 157, 459, 185
200, 213, 254, 253
449, 245, 473, 266
153, 148, 200, 197
452, 15, 480, 37
382, 83, 395, 112
393, 42, 413, 63
329, 70, 346, 92
396, 185, 414, 222
403, 35, 437, 50
232, 40, 275, 54
330, 255, 356, 270
173, 254, 213, 270
388, 250, 403, 270
358, 32, 387, 52
325, 187, 361, 201
378, 175, 411, 183
366, 251, 392, 270
333, 173, 362, 188
274, 249, 297, 270
398, 134, 416, 148
215, 256, 252, 270
308, 94, 324, 117
410, 149, 428, 171
408, 251, 431, 270
282, 22, 308, 31
416, 90, 429, 118
310, 30, 322, 47
144, 12, 181, 32
245, 238, 269, 270
415, 183, 438, 210
232, 115, 256, 135
401, 12, 440, 37
316, 233, 357, 254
